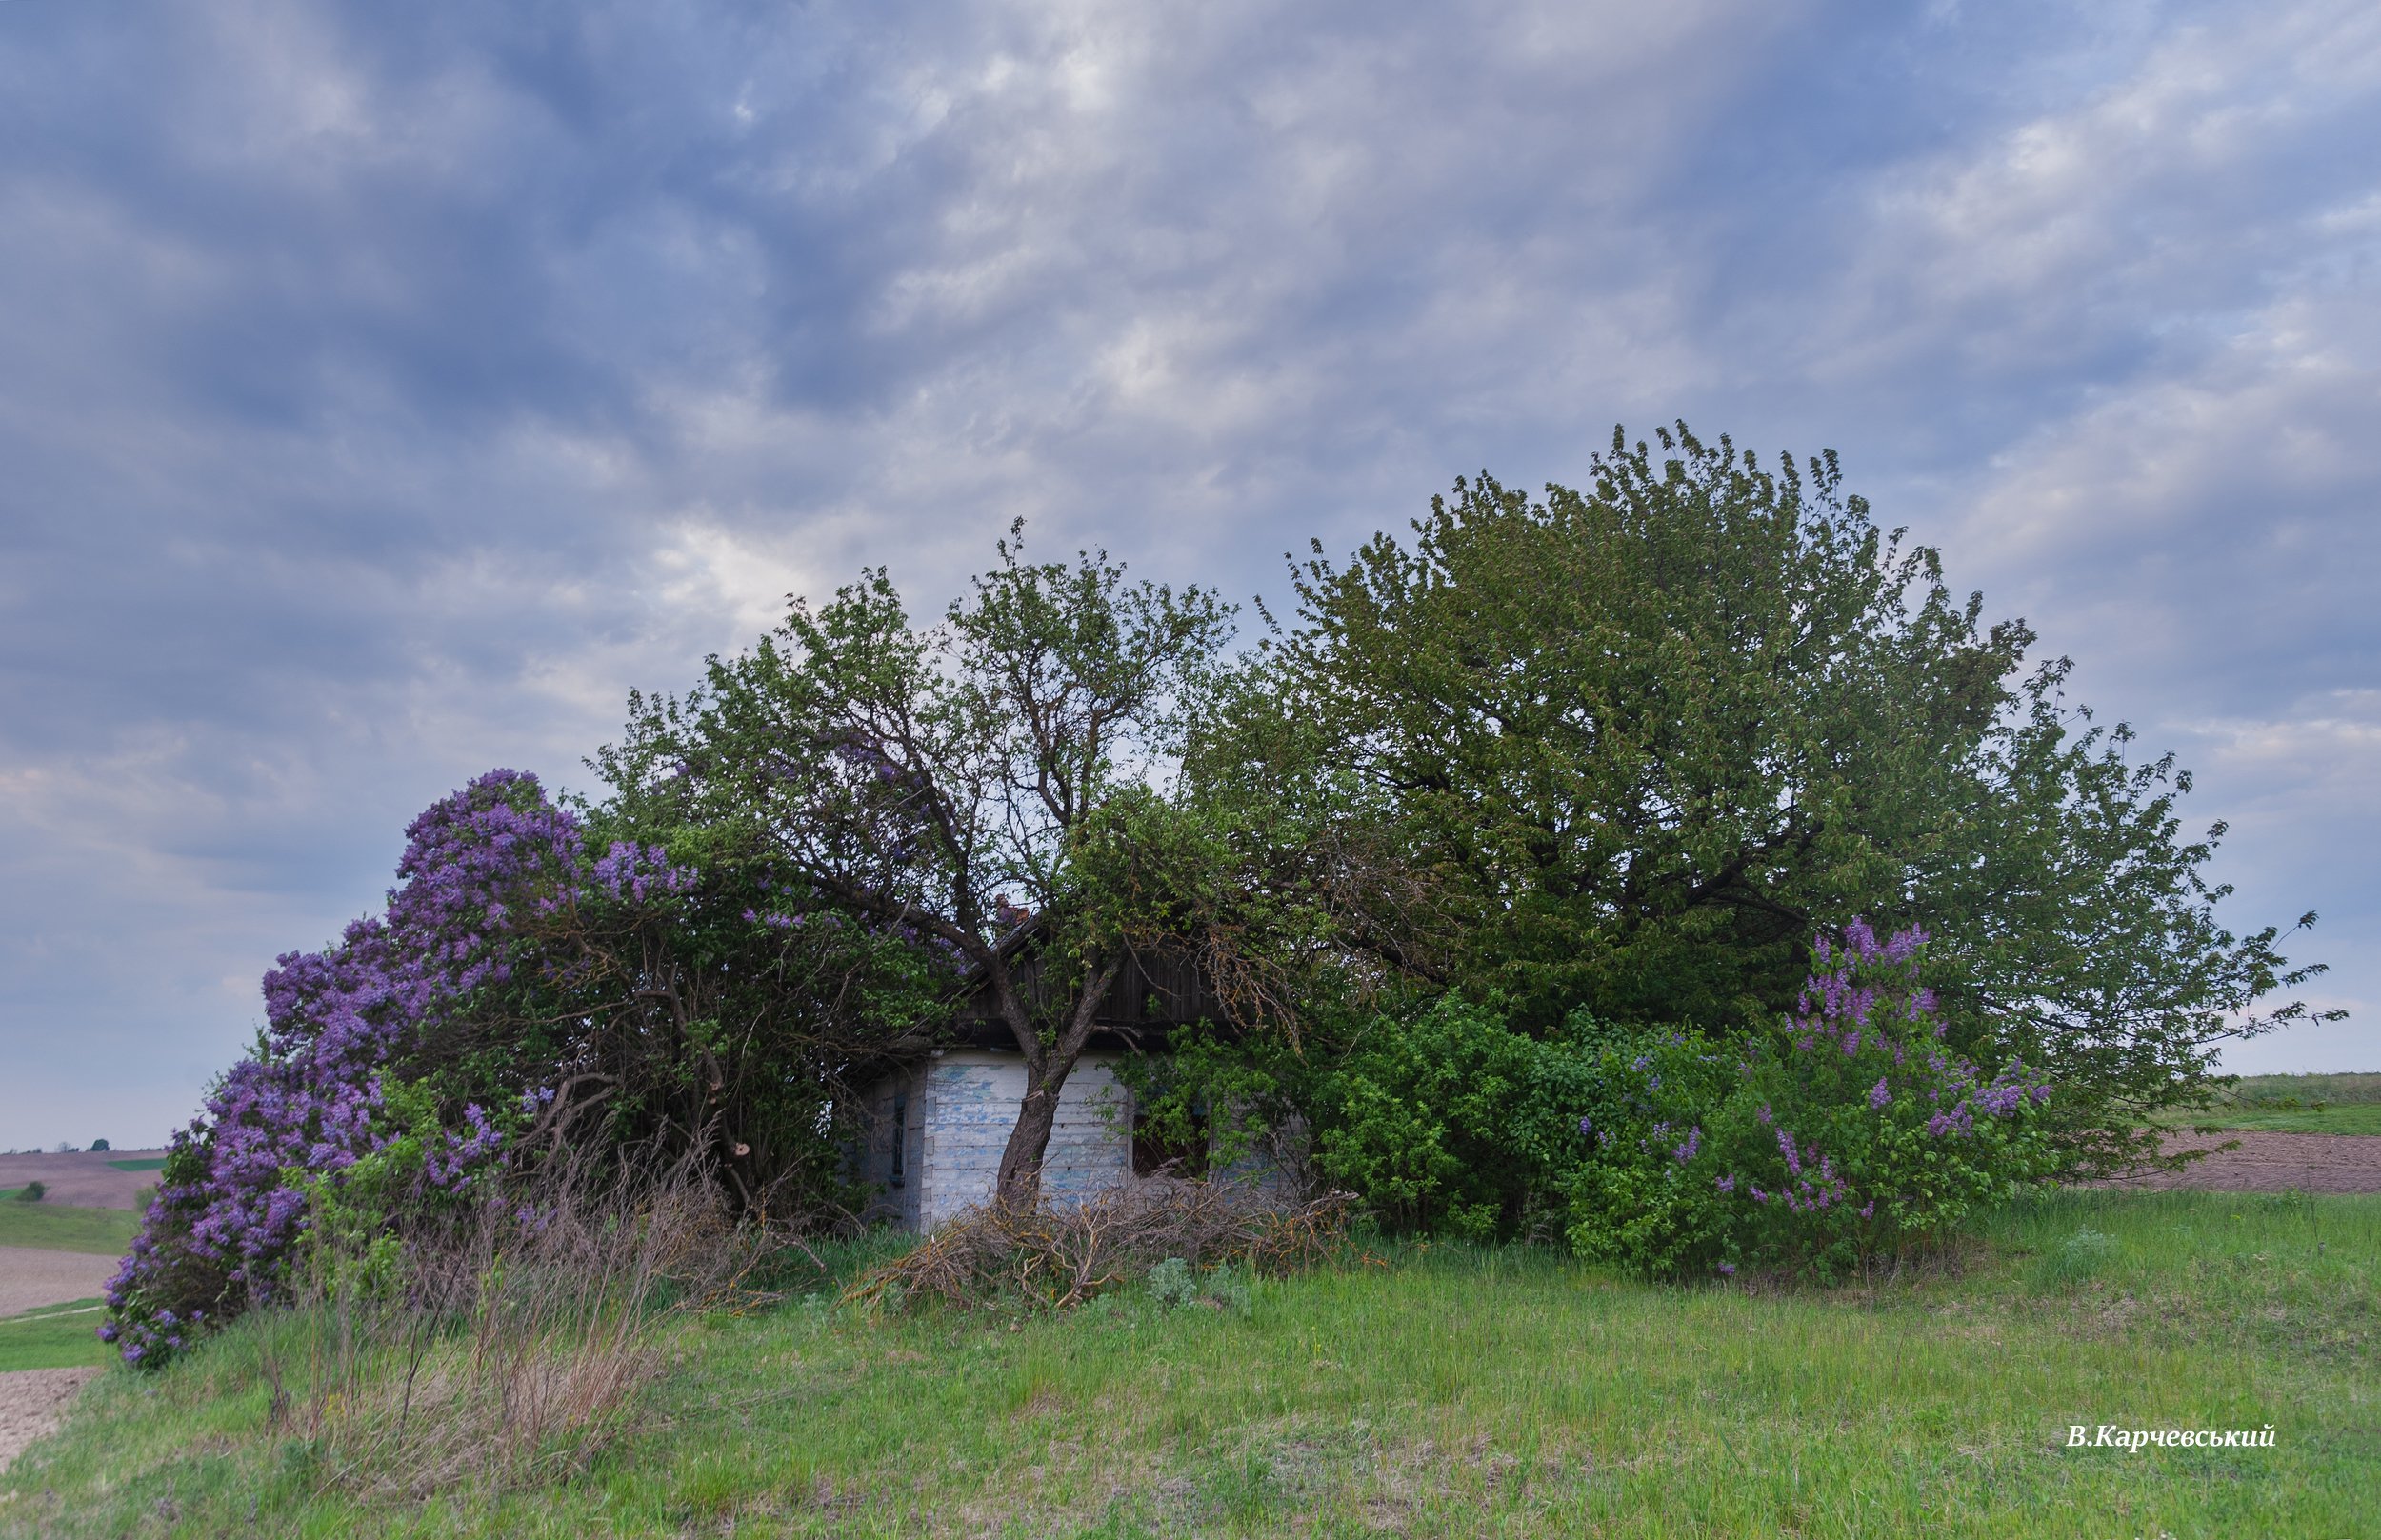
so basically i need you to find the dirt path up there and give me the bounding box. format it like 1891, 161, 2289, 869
0, 1248, 117, 1318
2102, 1130, 2381, 1194
0, 1368, 99, 1477
0, 1150, 166, 1210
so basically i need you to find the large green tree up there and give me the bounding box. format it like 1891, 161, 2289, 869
600, 528, 1235, 1203
1194, 425, 2335, 1172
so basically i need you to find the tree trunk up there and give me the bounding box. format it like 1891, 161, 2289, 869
991, 954, 1121, 1206
994, 1068, 1069, 1205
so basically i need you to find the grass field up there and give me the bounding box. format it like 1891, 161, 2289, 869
0, 1300, 110, 1373
2163, 1104, 2381, 1135
105, 1158, 168, 1173
4, 1188, 2375, 1538
2159, 1072, 2381, 1136
0, 1201, 141, 1256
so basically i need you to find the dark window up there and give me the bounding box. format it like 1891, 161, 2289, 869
1132, 1104, 1210, 1178
890, 1094, 908, 1188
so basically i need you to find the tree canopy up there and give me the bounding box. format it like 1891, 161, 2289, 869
598, 525, 1236, 1201
1190, 425, 2336, 1171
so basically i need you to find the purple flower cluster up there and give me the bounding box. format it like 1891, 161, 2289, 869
590, 841, 698, 904
1790, 919, 1942, 1055
1742, 923, 2048, 1259
1923, 1060, 2051, 1138
424, 1103, 505, 1189
103, 770, 692, 1368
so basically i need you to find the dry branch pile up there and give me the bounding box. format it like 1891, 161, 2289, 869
845, 1178, 1351, 1311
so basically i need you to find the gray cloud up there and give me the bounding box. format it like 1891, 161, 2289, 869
2, 0, 2373, 1146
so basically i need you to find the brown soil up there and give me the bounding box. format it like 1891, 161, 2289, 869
0, 1150, 167, 1210
2098, 1130, 2381, 1194
0, 1249, 118, 1318
0, 1368, 100, 1478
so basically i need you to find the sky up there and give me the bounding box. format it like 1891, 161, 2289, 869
1, 0, 2375, 1150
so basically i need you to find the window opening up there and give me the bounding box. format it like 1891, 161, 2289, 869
1132, 1101, 1210, 1178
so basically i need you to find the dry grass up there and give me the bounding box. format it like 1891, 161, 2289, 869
263, 1157, 762, 1500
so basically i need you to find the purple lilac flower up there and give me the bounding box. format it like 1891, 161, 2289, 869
1715, 1174, 1736, 1194
104, 769, 710, 1369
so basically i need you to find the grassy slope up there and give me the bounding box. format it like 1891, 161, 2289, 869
0, 1300, 110, 1373
6, 1189, 2377, 1538
0, 1202, 141, 1256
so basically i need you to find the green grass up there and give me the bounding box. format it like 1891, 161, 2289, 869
0, 1200, 141, 1256
2230, 1072, 2381, 1105
2152, 1070, 2381, 1135
2162, 1104, 2381, 1136
105, 1157, 169, 1173
0, 1300, 110, 1373
6, 1189, 2378, 1537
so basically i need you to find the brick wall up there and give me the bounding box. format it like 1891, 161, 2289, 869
915, 1050, 1132, 1229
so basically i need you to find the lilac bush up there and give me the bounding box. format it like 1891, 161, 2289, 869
1566, 923, 2055, 1278
102, 771, 686, 1367
103, 761, 954, 1368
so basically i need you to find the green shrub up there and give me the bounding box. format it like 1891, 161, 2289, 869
1568, 925, 2058, 1278
13, 1180, 45, 1204
1563, 1033, 1741, 1276
1305, 997, 1601, 1241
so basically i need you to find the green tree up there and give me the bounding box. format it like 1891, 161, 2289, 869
1197, 424, 2335, 1173
601, 526, 1235, 1203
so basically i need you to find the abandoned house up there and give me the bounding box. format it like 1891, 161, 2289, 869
852, 928, 1234, 1230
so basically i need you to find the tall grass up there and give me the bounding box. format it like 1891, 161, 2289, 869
232, 1158, 759, 1502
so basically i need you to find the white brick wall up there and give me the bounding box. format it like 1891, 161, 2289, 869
914, 1051, 1133, 1229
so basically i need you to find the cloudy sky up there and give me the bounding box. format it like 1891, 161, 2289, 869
2, 0, 2374, 1149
